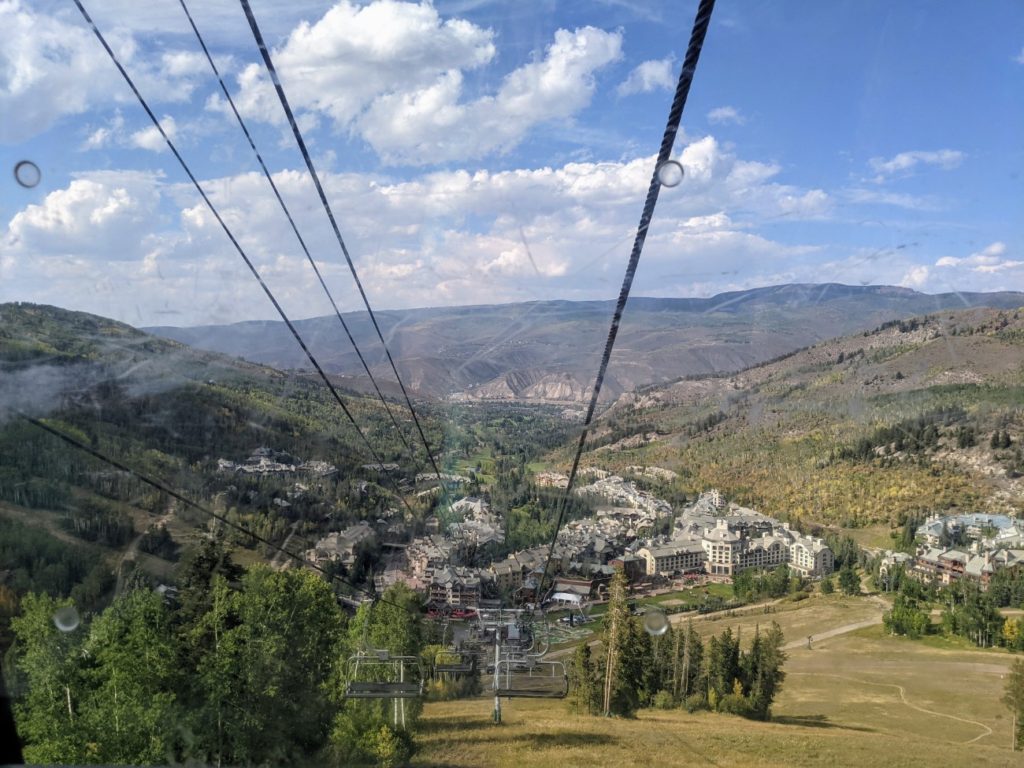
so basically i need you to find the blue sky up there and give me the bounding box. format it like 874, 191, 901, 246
1, 0, 1021, 326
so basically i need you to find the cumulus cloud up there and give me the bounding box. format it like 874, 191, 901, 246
868, 148, 964, 179
3, 132, 838, 323
935, 242, 1022, 273
4, 171, 165, 262
359, 26, 622, 164
0, 1, 209, 143
129, 116, 177, 152
900, 265, 930, 289
82, 113, 125, 150
707, 106, 745, 125
227, 1, 621, 165
616, 57, 674, 95
228, 0, 496, 127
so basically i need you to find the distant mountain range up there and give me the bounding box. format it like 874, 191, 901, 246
146, 284, 1024, 403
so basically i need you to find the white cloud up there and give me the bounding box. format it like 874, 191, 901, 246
868, 149, 964, 179
843, 187, 940, 211
3, 133, 838, 323
83, 127, 112, 150
1015, 46, 1024, 64
81, 113, 125, 150
360, 26, 622, 164
0, 1, 205, 143
228, 0, 496, 128
707, 105, 745, 125
159, 51, 233, 78
5, 171, 164, 261
935, 242, 1022, 273
228, 1, 621, 165
616, 57, 674, 96
900, 265, 929, 288
129, 115, 177, 152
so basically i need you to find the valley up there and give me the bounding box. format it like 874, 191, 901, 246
3, 293, 1024, 766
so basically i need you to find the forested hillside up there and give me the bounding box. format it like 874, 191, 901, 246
0, 303, 445, 638
556, 306, 1024, 536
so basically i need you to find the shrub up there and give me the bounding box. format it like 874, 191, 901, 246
683, 693, 708, 713
652, 690, 675, 710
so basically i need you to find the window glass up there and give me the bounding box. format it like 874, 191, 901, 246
1, 1, 1023, 766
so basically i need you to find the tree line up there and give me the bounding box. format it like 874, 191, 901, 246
878, 565, 1024, 651
569, 570, 786, 721
5, 536, 431, 767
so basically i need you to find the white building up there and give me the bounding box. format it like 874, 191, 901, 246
636, 537, 705, 576
788, 535, 835, 578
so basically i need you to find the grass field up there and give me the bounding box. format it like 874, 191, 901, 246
845, 523, 899, 550
677, 594, 887, 647
413, 596, 1020, 767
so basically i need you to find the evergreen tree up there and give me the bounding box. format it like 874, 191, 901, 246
601, 568, 640, 717
679, 621, 703, 701
746, 623, 786, 720
838, 564, 860, 596
569, 641, 598, 715
703, 627, 741, 706
175, 532, 242, 627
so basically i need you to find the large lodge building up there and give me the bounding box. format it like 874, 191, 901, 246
636, 517, 834, 580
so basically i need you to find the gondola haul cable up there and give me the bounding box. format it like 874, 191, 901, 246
537, 0, 717, 599
176, 0, 416, 460
237, 0, 454, 507
70, 0, 417, 522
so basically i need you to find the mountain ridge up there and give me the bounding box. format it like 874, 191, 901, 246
144, 284, 1024, 403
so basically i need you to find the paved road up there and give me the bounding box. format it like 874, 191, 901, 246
783, 595, 888, 651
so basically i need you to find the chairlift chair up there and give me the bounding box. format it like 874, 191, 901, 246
433, 649, 475, 676
493, 657, 568, 699
344, 649, 423, 699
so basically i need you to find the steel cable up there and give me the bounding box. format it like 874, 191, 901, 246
537, 0, 717, 599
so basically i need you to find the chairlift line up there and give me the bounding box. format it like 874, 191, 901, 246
536, 0, 717, 601
69, 0, 418, 523
175, 0, 416, 461
237, 0, 456, 517
64, 0, 718, 729
344, 650, 425, 700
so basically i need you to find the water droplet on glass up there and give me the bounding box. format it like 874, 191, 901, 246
656, 160, 684, 188
14, 160, 41, 189
642, 607, 669, 636
53, 605, 80, 633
